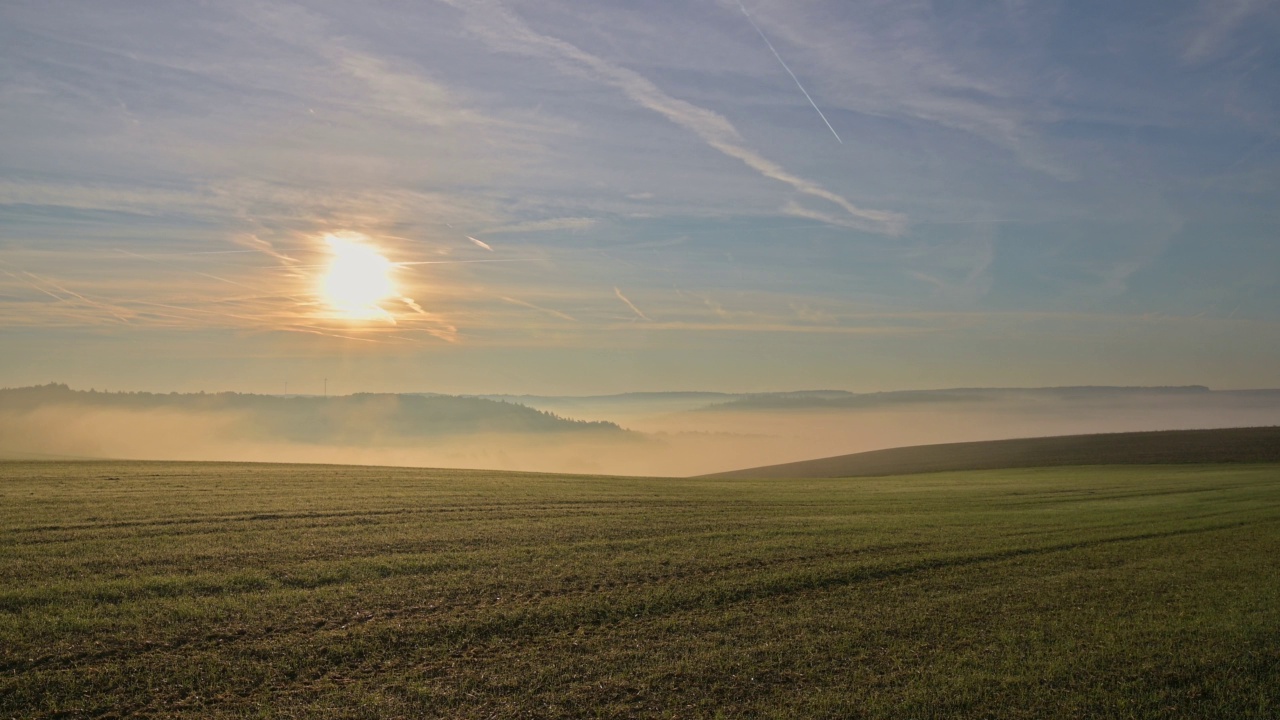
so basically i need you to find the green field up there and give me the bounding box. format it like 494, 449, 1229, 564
3, 461, 1279, 718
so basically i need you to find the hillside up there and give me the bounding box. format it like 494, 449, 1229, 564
696, 386, 1242, 411
0, 384, 625, 445
702, 426, 1280, 479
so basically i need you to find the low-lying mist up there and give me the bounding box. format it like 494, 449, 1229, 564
3, 385, 1279, 476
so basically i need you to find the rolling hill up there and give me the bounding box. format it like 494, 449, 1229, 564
701, 426, 1280, 479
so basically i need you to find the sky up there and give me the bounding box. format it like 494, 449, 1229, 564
1, 0, 1278, 395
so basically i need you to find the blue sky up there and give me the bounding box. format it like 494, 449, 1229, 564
1, 0, 1277, 394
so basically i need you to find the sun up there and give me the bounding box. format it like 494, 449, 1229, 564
319, 233, 397, 321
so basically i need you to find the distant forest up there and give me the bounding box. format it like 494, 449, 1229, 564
0, 384, 625, 443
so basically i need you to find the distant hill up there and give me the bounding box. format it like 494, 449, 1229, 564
0, 384, 626, 444
699, 386, 1222, 411
474, 391, 739, 403
426, 386, 1280, 420
701, 427, 1280, 479
474, 390, 854, 412
479, 389, 897, 407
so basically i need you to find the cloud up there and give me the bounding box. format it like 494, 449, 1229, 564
1184, 0, 1274, 62
780, 200, 894, 231
501, 295, 577, 322
0, 232, 462, 343
726, 0, 1067, 178
233, 0, 513, 130
230, 233, 298, 264
614, 287, 651, 321
445, 0, 905, 235
0, 180, 218, 217
609, 321, 927, 335
0, 266, 135, 326
486, 217, 599, 234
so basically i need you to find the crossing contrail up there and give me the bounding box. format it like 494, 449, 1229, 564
737, 1, 843, 144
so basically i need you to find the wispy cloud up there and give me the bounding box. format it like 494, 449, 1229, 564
779, 200, 891, 231
0, 1, 545, 241
446, 0, 904, 235
728, 0, 1066, 178
501, 296, 577, 322
1184, 0, 1274, 62
0, 266, 134, 326
233, 0, 523, 132
486, 217, 598, 234
230, 233, 298, 264
610, 321, 928, 335
0, 233, 461, 343
614, 287, 651, 321
0, 180, 218, 218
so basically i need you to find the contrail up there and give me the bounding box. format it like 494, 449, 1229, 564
737, 1, 843, 144
102, 249, 261, 256
501, 295, 577, 322
113, 249, 268, 294
2, 268, 132, 323
467, 236, 494, 251
614, 287, 651, 321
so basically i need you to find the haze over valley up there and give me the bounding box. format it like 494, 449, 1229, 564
5, 383, 1279, 476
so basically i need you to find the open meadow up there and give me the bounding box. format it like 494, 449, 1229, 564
3, 460, 1279, 718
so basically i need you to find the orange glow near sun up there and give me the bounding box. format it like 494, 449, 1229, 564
320, 233, 397, 321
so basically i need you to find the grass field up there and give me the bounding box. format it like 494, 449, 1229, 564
3, 461, 1279, 718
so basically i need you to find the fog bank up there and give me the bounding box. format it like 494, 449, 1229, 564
3, 385, 1279, 476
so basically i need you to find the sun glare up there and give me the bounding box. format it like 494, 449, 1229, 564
320, 233, 396, 321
